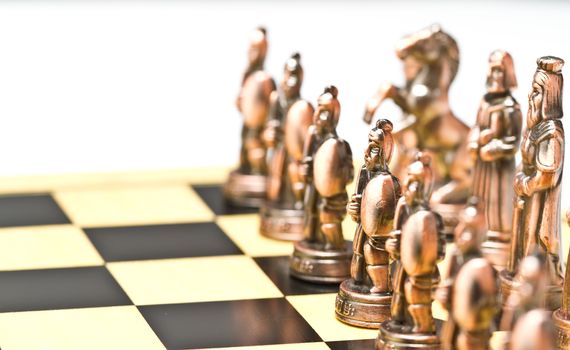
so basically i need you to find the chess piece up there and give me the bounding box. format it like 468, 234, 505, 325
336, 119, 402, 328
376, 153, 446, 350
553, 208, 570, 349
468, 50, 522, 270
225, 27, 277, 207
500, 56, 565, 311
260, 53, 314, 240
290, 86, 354, 283
437, 198, 498, 350
363, 24, 472, 236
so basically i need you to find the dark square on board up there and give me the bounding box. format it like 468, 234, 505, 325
192, 184, 258, 215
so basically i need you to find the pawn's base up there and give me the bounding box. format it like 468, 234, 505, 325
335, 279, 391, 328
431, 202, 462, 240
553, 308, 570, 349
499, 270, 562, 310
290, 240, 352, 284
224, 170, 266, 208
259, 204, 304, 241
376, 320, 440, 350
481, 239, 510, 271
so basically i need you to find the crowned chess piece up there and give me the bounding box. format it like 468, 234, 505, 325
363, 24, 472, 237
225, 27, 276, 207
437, 198, 498, 350
468, 50, 522, 270
260, 53, 314, 240
553, 208, 570, 349
376, 153, 446, 350
500, 56, 565, 311
335, 119, 402, 328
290, 86, 354, 283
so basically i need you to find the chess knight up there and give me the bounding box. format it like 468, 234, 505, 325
363, 24, 472, 236
377, 153, 445, 350
260, 53, 315, 241
290, 86, 354, 283
336, 119, 402, 328
500, 56, 565, 311
554, 208, 570, 349
468, 50, 522, 270
225, 27, 277, 207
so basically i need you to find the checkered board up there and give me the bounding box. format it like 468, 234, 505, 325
0, 167, 565, 350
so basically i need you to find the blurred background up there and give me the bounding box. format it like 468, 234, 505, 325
0, 0, 568, 202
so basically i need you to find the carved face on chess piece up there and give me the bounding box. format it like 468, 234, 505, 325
281, 53, 303, 100
247, 27, 267, 69
486, 50, 517, 94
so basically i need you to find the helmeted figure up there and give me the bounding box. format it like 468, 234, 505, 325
290, 86, 354, 283
336, 119, 402, 328
468, 50, 522, 270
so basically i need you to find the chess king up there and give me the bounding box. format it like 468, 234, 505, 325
363, 24, 472, 236
336, 119, 402, 328
554, 208, 570, 349
468, 50, 522, 270
290, 86, 354, 283
377, 153, 445, 350
260, 53, 314, 241
225, 27, 276, 207
500, 56, 565, 311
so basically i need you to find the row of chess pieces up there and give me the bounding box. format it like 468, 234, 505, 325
223, 24, 567, 350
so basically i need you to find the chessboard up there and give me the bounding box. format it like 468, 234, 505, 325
0, 167, 565, 350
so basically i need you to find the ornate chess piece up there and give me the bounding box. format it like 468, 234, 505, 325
290, 86, 354, 283
260, 53, 314, 240
553, 208, 570, 349
363, 24, 472, 236
437, 198, 498, 350
336, 119, 402, 328
225, 27, 276, 207
376, 153, 446, 350
468, 50, 522, 270
500, 56, 565, 311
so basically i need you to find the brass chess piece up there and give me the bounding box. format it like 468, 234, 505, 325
260, 53, 314, 241
225, 27, 276, 207
468, 50, 522, 270
377, 153, 446, 350
336, 119, 402, 328
553, 208, 570, 349
290, 86, 354, 283
363, 24, 472, 236
500, 56, 565, 311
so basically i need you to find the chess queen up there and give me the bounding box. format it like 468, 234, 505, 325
335, 119, 401, 328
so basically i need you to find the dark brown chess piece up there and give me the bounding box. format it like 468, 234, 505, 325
336, 119, 402, 328
225, 27, 276, 207
260, 53, 314, 241
376, 153, 446, 350
500, 56, 565, 311
553, 207, 570, 349
290, 86, 354, 283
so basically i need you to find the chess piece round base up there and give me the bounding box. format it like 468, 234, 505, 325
499, 270, 562, 310
290, 240, 352, 283
431, 202, 462, 240
481, 238, 510, 271
376, 320, 441, 350
259, 204, 304, 241
553, 308, 570, 349
224, 170, 267, 208
335, 279, 391, 328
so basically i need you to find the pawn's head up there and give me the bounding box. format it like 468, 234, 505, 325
314, 86, 340, 133
454, 197, 487, 254
403, 152, 433, 206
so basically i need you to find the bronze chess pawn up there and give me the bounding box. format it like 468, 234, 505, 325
500, 56, 565, 311
290, 86, 354, 283
260, 53, 314, 241
225, 27, 276, 207
377, 153, 446, 350
553, 208, 570, 349
335, 119, 402, 328
363, 24, 472, 237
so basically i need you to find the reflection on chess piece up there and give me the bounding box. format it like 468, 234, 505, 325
225, 27, 277, 207
336, 119, 402, 328
469, 51, 522, 270
553, 208, 570, 349
500, 56, 565, 311
376, 153, 446, 350
260, 53, 314, 240
363, 24, 472, 236
437, 198, 498, 350
290, 86, 354, 283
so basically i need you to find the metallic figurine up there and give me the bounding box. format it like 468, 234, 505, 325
553, 208, 570, 349
290, 86, 354, 283
363, 24, 472, 236
225, 27, 277, 207
336, 119, 402, 328
468, 50, 522, 270
377, 153, 446, 350
260, 53, 314, 240
500, 56, 565, 311
437, 198, 498, 350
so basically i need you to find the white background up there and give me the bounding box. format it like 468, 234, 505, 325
0, 0, 568, 205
